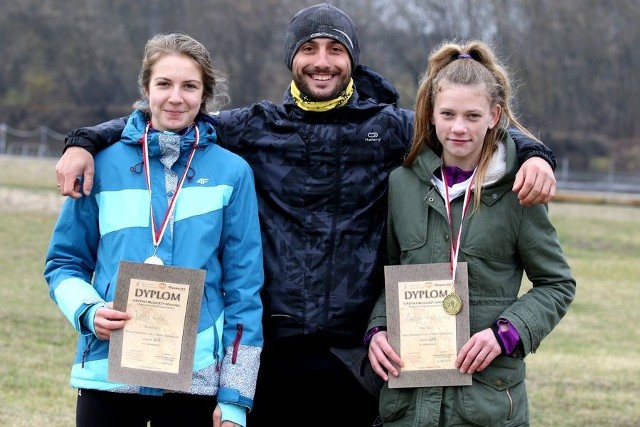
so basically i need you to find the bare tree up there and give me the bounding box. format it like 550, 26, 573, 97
1, 0, 638, 171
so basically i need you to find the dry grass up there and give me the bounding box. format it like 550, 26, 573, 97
527, 202, 640, 426
1, 155, 638, 426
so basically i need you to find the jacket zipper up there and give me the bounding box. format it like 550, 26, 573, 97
232, 324, 243, 364
81, 342, 91, 368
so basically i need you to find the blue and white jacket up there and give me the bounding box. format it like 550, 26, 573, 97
45, 110, 264, 425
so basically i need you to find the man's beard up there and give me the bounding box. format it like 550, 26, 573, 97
294, 78, 348, 102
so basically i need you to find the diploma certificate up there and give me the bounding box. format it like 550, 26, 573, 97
384, 263, 471, 388
108, 261, 204, 392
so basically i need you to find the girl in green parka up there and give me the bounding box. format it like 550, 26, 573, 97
366, 40, 576, 426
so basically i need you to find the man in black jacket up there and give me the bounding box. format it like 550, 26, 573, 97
55, 4, 557, 426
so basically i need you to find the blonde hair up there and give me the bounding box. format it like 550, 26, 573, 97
406, 39, 539, 209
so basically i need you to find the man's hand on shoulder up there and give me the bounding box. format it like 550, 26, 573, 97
55, 147, 95, 198
513, 157, 556, 205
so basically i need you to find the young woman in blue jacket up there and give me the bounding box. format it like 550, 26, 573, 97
44, 33, 263, 427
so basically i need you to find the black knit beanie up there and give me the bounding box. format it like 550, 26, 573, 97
284, 3, 360, 70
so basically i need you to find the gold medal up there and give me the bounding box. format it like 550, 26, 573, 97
443, 292, 462, 315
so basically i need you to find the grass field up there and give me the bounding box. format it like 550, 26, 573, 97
1, 155, 638, 426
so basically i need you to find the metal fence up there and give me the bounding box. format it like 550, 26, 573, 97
1, 122, 638, 195
0, 123, 66, 157
556, 168, 640, 194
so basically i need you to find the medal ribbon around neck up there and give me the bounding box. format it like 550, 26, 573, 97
440, 164, 476, 315
142, 122, 199, 262
441, 164, 477, 282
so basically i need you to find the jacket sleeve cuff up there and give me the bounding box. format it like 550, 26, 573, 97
80, 302, 107, 337
520, 149, 557, 171
63, 116, 129, 155
218, 402, 246, 427
508, 126, 557, 170
63, 135, 96, 155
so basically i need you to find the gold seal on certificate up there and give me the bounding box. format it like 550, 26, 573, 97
443, 292, 462, 315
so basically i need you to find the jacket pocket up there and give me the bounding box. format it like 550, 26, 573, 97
459, 356, 528, 426
395, 205, 429, 252
378, 382, 414, 422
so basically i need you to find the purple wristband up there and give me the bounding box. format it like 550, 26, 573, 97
364, 326, 386, 347
495, 319, 520, 355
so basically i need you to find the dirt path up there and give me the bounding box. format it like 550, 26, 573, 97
0, 187, 64, 215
